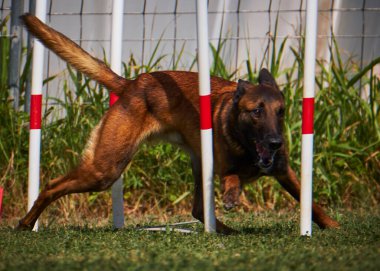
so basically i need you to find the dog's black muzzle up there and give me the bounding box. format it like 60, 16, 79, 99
255, 136, 283, 170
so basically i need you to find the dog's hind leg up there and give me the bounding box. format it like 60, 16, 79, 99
189, 153, 236, 234
17, 165, 123, 230
276, 166, 340, 229
17, 102, 161, 230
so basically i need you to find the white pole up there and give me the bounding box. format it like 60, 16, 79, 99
196, 0, 216, 233
300, 0, 318, 237
110, 0, 125, 229
28, 0, 47, 232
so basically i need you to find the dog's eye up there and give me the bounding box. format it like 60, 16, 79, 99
251, 108, 263, 117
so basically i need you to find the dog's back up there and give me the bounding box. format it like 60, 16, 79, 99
21, 14, 237, 111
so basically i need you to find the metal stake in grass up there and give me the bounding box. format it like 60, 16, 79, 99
137, 221, 200, 234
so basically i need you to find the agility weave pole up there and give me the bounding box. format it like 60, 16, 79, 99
300, 0, 319, 237
109, 0, 125, 230
196, 0, 217, 233
28, 0, 47, 232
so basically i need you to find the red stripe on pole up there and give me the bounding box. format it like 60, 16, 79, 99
302, 97, 314, 134
30, 94, 42, 129
0, 187, 3, 217
200, 94, 212, 130
109, 92, 119, 106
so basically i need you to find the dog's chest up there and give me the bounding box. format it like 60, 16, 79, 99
227, 156, 262, 180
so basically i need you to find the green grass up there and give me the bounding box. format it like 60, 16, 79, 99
0, 210, 379, 271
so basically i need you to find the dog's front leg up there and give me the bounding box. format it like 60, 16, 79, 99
276, 166, 340, 229
190, 154, 236, 234
221, 175, 242, 210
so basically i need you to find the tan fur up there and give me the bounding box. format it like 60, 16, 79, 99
17, 14, 339, 233
82, 120, 102, 163
21, 14, 127, 94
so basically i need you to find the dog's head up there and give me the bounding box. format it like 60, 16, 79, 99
232, 69, 285, 172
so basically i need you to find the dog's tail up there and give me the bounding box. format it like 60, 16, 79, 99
21, 13, 129, 95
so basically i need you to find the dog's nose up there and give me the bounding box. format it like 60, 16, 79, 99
268, 137, 283, 150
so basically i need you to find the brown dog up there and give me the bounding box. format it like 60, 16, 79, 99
17, 14, 339, 233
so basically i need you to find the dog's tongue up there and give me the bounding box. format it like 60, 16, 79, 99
256, 143, 272, 167
256, 143, 269, 157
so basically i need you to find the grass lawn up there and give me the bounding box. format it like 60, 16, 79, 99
0, 210, 379, 271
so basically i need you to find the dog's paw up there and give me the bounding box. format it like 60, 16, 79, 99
323, 219, 340, 229
216, 220, 238, 235
222, 187, 241, 210
15, 221, 33, 231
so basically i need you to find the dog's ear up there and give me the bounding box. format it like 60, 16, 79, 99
258, 68, 279, 90
233, 79, 249, 106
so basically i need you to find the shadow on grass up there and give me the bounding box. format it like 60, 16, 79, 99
239, 222, 294, 235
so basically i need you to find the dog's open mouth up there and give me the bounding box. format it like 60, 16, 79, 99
255, 143, 276, 169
